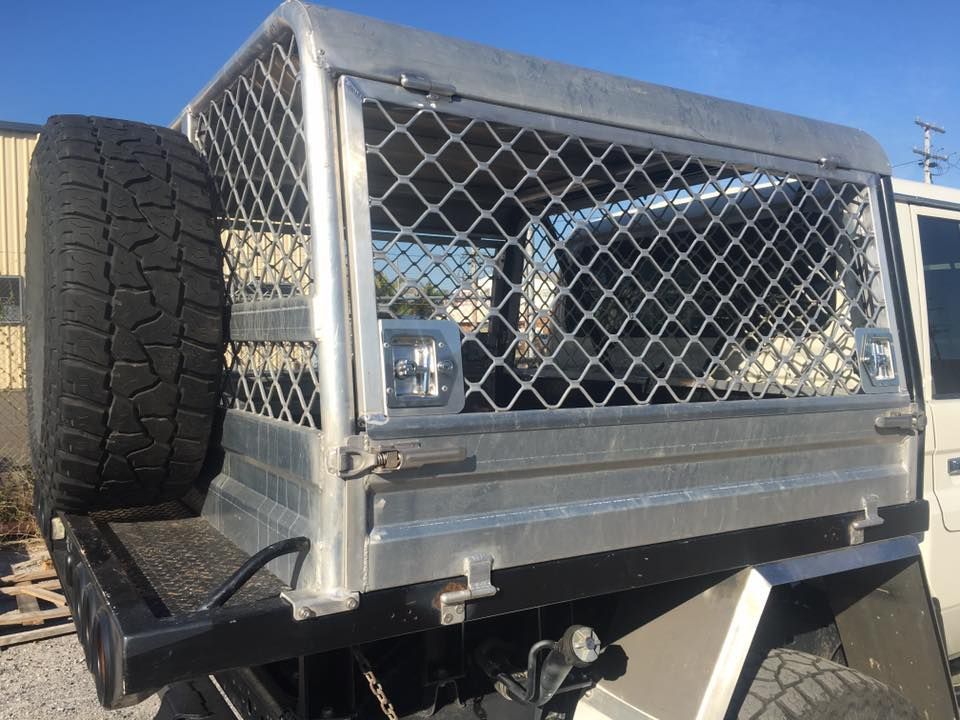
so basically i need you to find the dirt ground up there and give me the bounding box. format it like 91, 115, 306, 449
0, 541, 162, 720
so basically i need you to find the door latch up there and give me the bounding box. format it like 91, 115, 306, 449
849, 494, 885, 545
328, 436, 466, 478
438, 554, 498, 625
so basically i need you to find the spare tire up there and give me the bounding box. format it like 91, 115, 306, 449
25, 115, 223, 524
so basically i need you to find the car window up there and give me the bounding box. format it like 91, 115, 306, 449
918, 214, 960, 397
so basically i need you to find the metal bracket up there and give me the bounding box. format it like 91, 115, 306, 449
400, 72, 456, 101
438, 554, 498, 625
849, 494, 885, 545
327, 435, 466, 478
281, 588, 360, 621
180, 108, 199, 147
875, 410, 926, 433
818, 154, 843, 170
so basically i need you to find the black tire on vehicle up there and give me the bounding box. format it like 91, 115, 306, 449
25, 115, 223, 525
730, 647, 921, 720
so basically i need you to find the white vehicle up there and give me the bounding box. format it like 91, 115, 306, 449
895, 178, 960, 665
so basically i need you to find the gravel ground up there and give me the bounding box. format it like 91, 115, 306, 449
0, 541, 161, 720
0, 635, 161, 720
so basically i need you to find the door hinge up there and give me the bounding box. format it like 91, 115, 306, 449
438, 554, 498, 625
400, 73, 456, 101
875, 410, 926, 433
327, 436, 466, 478
849, 494, 885, 545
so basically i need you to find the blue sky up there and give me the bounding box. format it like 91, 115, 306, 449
2, 0, 957, 183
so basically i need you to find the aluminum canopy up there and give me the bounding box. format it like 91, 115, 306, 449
177, 1, 890, 176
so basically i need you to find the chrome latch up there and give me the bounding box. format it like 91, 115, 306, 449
855, 328, 900, 393
400, 72, 456, 101
849, 494, 884, 545
381, 319, 465, 414
439, 554, 498, 625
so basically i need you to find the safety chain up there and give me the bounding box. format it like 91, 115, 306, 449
352, 647, 399, 720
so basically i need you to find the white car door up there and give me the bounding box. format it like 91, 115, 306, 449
898, 190, 960, 658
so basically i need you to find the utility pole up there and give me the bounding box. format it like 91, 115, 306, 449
913, 117, 948, 184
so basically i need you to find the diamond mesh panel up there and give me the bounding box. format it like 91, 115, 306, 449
361, 100, 886, 412
225, 342, 321, 427
196, 31, 311, 302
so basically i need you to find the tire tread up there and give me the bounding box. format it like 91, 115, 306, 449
734, 648, 921, 720
26, 115, 223, 514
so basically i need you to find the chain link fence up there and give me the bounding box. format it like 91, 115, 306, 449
0, 322, 32, 537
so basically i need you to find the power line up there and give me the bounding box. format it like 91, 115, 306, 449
913, 117, 949, 184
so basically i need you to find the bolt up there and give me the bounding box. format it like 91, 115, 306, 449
438, 341, 446, 349
570, 626, 601, 664
440, 385, 449, 393
442, 613, 454, 624
455, 605, 464, 615
383, 341, 391, 348
345, 596, 359, 610
296, 606, 315, 620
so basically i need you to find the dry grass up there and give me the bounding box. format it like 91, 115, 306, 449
0, 466, 37, 540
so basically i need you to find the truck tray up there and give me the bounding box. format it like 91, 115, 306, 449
51, 499, 927, 708
96, 505, 285, 615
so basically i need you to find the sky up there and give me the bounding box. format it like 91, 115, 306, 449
1, 0, 957, 184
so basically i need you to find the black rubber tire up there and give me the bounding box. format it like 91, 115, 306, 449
731, 647, 921, 719
25, 115, 223, 520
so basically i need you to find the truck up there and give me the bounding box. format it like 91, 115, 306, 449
22, 3, 959, 718
894, 178, 960, 676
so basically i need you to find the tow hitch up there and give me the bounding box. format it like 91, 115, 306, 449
477, 625, 603, 717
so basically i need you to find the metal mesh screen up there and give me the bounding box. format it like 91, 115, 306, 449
196, 31, 311, 302
225, 342, 321, 427
196, 32, 321, 428
362, 100, 886, 412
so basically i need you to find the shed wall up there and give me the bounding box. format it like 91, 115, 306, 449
0, 124, 38, 470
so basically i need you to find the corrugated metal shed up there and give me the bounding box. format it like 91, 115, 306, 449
0, 121, 40, 392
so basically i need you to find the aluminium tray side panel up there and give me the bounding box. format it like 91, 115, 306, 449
362, 397, 917, 589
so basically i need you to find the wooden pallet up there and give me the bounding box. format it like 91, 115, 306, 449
0, 553, 75, 648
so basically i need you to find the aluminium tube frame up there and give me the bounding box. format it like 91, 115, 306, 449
179, 1, 358, 613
